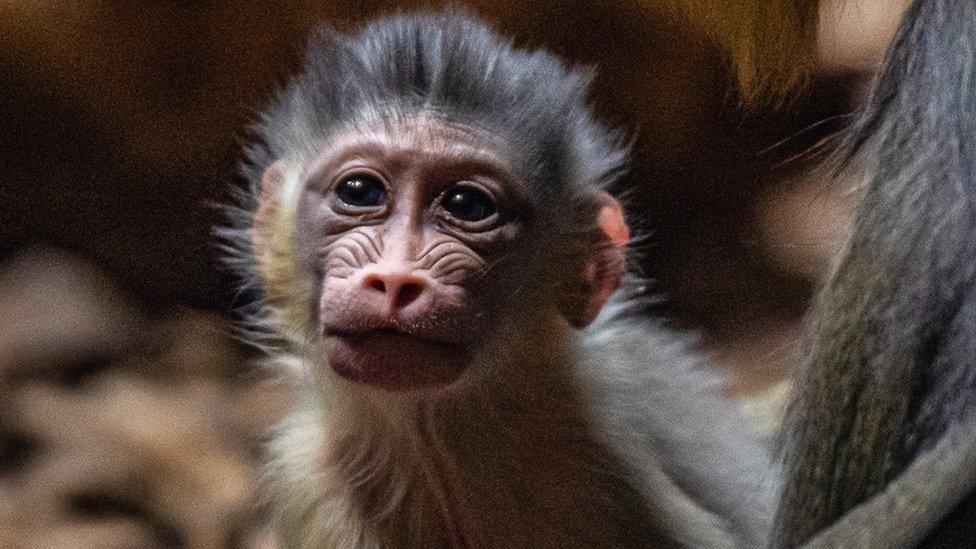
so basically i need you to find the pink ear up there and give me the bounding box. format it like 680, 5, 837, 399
563, 191, 630, 328
597, 194, 630, 249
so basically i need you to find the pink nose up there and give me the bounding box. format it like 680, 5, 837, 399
361, 272, 428, 310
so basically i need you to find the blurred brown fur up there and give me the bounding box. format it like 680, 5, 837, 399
667, 0, 819, 104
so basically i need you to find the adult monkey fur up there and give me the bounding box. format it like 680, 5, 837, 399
772, 0, 976, 546
230, 11, 777, 548
670, 0, 976, 545
678, 0, 976, 545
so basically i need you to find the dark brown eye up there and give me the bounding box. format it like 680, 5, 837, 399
335, 175, 387, 207
441, 185, 496, 222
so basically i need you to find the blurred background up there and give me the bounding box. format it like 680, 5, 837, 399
0, 1, 906, 547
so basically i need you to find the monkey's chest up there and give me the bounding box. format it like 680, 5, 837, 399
365, 445, 668, 548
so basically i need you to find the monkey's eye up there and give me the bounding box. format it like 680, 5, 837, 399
440, 185, 497, 222
335, 175, 387, 207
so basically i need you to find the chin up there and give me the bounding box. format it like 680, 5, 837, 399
324, 329, 471, 391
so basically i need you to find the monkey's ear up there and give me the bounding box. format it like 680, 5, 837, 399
561, 191, 630, 328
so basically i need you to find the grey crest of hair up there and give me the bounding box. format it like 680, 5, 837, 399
229, 10, 777, 549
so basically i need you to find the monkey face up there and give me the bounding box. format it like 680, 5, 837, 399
285, 118, 534, 391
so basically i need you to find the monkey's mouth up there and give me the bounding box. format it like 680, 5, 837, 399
323, 328, 470, 391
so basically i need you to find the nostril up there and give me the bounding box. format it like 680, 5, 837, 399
396, 281, 424, 307
364, 274, 386, 293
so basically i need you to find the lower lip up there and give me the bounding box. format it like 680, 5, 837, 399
324, 329, 467, 391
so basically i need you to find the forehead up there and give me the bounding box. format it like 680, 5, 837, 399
307, 114, 513, 173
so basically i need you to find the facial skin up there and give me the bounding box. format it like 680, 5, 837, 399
289, 118, 535, 391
